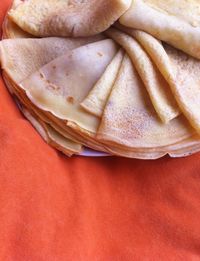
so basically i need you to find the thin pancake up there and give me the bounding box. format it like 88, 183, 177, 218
116, 25, 200, 134
163, 44, 200, 133
3, 71, 78, 142
22, 70, 200, 157
81, 49, 124, 117
120, 0, 200, 59
5, 68, 200, 159
0, 37, 109, 152
19, 39, 118, 136
97, 55, 194, 149
115, 23, 175, 90
3, 71, 109, 153
16, 69, 200, 158
3, 73, 83, 154
8, 0, 131, 37
0, 35, 105, 83
105, 27, 179, 123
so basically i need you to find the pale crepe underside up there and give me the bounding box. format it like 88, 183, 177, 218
97, 55, 194, 150
120, 0, 200, 59
105, 27, 179, 123
117, 25, 200, 134
8, 0, 132, 37
81, 49, 124, 117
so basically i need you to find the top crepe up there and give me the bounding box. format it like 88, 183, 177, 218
0, 35, 104, 83
8, 0, 132, 37
120, 0, 200, 59
19, 39, 118, 136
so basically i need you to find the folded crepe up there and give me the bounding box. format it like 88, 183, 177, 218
116, 25, 200, 134
81, 49, 124, 117
163, 44, 200, 133
115, 23, 175, 85
3, 15, 33, 39
0, 37, 112, 152
105, 27, 179, 123
0, 35, 104, 83
97, 55, 194, 151
120, 0, 200, 59
18, 40, 118, 139
0, 36, 104, 144
0, 37, 106, 151
3, 2, 200, 159
2, 0, 33, 39
3, 72, 75, 139
3, 65, 84, 155
8, 0, 132, 37
4, 71, 110, 153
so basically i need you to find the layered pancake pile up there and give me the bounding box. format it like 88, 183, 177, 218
1, 0, 200, 159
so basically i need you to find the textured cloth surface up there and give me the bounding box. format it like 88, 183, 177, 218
1, 1, 200, 260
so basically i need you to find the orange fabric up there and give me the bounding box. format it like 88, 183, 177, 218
1, 1, 200, 260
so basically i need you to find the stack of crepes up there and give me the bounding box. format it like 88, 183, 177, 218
1, 0, 200, 159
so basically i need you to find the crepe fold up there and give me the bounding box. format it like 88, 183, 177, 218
8, 0, 132, 37
116, 24, 200, 134
120, 0, 200, 59
4, 70, 110, 153
3, 72, 83, 156
97, 55, 195, 153
3, 37, 118, 151
105, 27, 179, 123
2, 1, 200, 159
19, 39, 117, 134
0, 37, 112, 155
0, 35, 105, 83
81, 49, 124, 117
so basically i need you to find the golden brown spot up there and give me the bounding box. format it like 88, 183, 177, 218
47, 82, 60, 91
97, 52, 103, 57
67, 96, 74, 104
39, 72, 45, 79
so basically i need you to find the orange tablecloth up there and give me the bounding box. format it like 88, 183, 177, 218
1, 1, 200, 260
